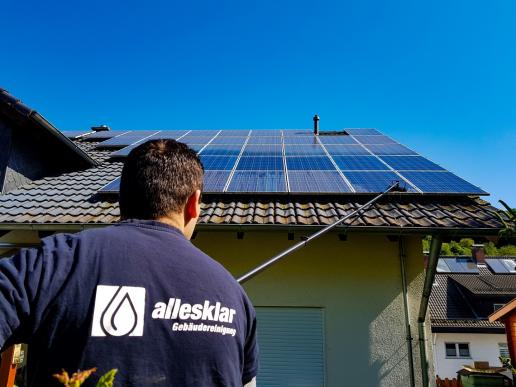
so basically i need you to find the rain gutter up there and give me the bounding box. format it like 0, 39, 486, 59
0, 222, 502, 236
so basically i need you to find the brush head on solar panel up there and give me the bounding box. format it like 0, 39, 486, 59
389, 180, 407, 192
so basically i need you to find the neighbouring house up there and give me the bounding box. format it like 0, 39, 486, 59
0, 88, 509, 387
430, 253, 516, 379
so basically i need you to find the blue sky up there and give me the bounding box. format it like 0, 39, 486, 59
3, 1, 515, 207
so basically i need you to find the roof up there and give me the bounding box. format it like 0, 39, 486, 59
489, 298, 516, 322
0, 138, 506, 230
450, 274, 516, 296
430, 260, 516, 332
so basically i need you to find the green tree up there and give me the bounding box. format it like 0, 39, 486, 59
498, 245, 516, 256
422, 236, 431, 252
496, 200, 516, 244
440, 243, 452, 255
484, 241, 499, 256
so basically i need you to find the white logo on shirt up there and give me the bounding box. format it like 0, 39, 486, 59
91, 285, 146, 337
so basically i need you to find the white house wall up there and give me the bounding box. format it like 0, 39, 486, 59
433, 332, 507, 379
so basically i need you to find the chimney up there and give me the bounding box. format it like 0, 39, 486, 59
472, 244, 486, 264
313, 114, 320, 135
91, 125, 110, 132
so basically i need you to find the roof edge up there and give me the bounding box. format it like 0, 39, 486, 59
0, 222, 504, 234
30, 112, 98, 167
431, 326, 505, 334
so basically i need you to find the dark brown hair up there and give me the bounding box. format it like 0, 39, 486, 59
119, 139, 204, 220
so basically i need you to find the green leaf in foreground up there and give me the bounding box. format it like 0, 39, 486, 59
96, 369, 118, 387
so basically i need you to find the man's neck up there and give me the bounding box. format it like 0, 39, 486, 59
155, 215, 184, 234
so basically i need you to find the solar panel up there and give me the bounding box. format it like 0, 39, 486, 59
200, 144, 244, 156
286, 156, 336, 170
380, 156, 445, 171
99, 177, 121, 193
282, 130, 312, 136
399, 171, 487, 194
200, 155, 237, 170
110, 146, 135, 158
179, 135, 215, 144
364, 144, 418, 155
284, 145, 326, 156
442, 257, 479, 273
247, 136, 282, 145
485, 259, 516, 273
353, 135, 398, 145
332, 156, 389, 171
217, 130, 251, 136
96, 131, 159, 148
345, 128, 382, 135
437, 258, 479, 273
236, 156, 283, 170
147, 130, 189, 139
204, 171, 232, 192
343, 171, 415, 193
242, 145, 283, 156
250, 130, 283, 136
283, 136, 321, 145
324, 145, 371, 156
227, 171, 286, 192
210, 137, 248, 145
187, 144, 205, 152
317, 136, 358, 145
437, 259, 450, 273
187, 130, 220, 136
288, 171, 351, 193
85, 131, 126, 140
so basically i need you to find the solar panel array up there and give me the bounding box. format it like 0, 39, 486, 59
485, 259, 516, 274
87, 129, 487, 195
437, 258, 479, 273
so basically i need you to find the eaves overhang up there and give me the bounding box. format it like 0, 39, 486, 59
431, 326, 505, 334
0, 222, 503, 236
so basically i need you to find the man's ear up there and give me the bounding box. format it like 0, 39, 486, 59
185, 190, 202, 220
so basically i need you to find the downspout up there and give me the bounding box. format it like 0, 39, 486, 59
399, 237, 415, 387
417, 234, 442, 387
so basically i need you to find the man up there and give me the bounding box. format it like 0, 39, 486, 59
0, 139, 258, 386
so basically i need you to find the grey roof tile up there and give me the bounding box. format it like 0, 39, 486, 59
430, 262, 514, 331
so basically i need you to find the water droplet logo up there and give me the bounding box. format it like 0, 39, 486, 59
91, 285, 146, 337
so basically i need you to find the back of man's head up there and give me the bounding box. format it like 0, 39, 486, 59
119, 139, 204, 220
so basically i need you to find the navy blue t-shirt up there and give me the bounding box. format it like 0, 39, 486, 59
0, 220, 258, 386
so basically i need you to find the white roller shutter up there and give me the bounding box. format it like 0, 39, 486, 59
256, 307, 325, 387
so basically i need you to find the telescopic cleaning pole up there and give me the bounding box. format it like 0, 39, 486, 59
237, 181, 405, 284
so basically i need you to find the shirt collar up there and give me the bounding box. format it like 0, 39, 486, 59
117, 219, 186, 238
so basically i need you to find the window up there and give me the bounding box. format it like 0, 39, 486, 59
494, 304, 505, 312
458, 343, 470, 357
499, 343, 510, 358
445, 343, 470, 358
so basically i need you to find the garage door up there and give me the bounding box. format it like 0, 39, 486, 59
256, 307, 325, 387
